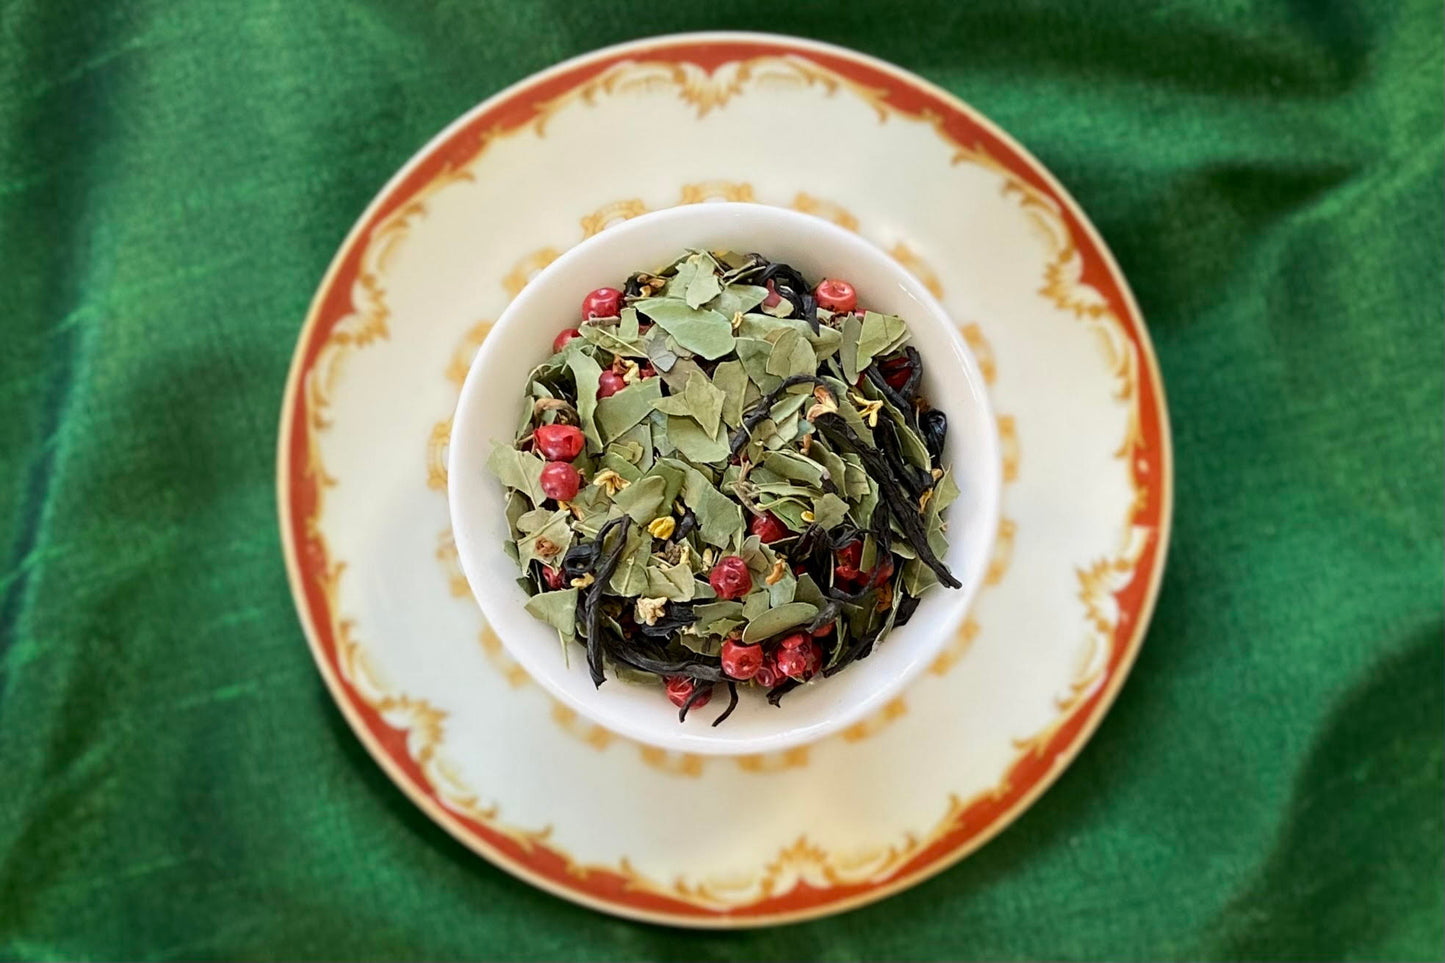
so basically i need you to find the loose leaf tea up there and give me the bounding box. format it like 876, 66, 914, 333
488, 251, 961, 723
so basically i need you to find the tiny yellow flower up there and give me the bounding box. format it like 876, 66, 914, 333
635, 596, 668, 626
646, 516, 676, 540
592, 469, 630, 496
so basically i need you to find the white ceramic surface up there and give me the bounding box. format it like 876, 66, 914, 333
278, 32, 1172, 927
448, 204, 1001, 755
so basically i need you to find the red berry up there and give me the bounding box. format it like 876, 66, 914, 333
533, 424, 585, 461
542, 566, 565, 590
814, 278, 857, 313
709, 555, 753, 600
597, 371, 626, 398
835, 540, 864, 583
811, 621, 834, 638
637, 363, 656, 379
540, 461, 581, 501
778, 632, 810, 651
721, 640, 765, 680
750, 511, 789, 543
582, 287, 623, 320
665, 676, 711, 709
776, 643, 818, 682
762, 279, 783, 308
753, 658, 780, 689
868, 554, 896, 587
553, 328, 581, 353
878, 354, 914, 391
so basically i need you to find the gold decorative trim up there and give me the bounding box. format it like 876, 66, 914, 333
581, 198, 649, 238
961, 324, 996, 385
889, 243, 943, 299
680, 180, 756, 204
531, 56, 890, 129
998, 415, 1019, 483
426, 418, 450, 491
929, 616, 979, 676
446, 320, 495, 387
503, 249, 560, 299
841, 697, 907, 741
790, 192, 860, 232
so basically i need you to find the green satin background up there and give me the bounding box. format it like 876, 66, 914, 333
0, 1, 1441, 959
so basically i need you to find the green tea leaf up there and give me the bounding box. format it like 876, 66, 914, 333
741, 602, 820, 643
765, 328, 817, 379
810, 492, 851, 529
634, 298, 734, 359
814, 444, 849, 493
516, 509, 573, 568
657, 357, 706, 394
856, 311, 909, 371
685, 260, 721, 308
525, 588, 578, 639
579, 320, 647, 358
734, 337, 781, 392
693, 600, 744, 634
645, 559, 696, 601
596, 378, 662, 442
651, 370, 726, 437
668, 415, 730, 462
794, 573, 825, 607
839, 312, 864, 384
645, 333, 679, 373
599, 452, 642, 483
680, 632, 724, 656
618, 306, 641, 340
707, 282, 768, 318
712, 360, 748, 428
565, 351, 604, 450
613, 422, 654, 473
679, 465, 744, 548
761, 449, 826, 488
741, 589, 772, 621
606, 529, 653, 595
487, 443, 547, 505
610, 474, 667, 523
933, 469, 960, 513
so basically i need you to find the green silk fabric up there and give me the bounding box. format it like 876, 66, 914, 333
1, 1, 1441, 959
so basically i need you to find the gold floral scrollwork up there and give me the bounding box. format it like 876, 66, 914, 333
503, 249, 560, 299
529, 56, 891, 128
985, 518, 1017, 587
790, 193, 860, 232
888, 243, 944, 299
445, 320, 495, 386
478, 624, 531, 689
960, 323, 997, 386
638, 746, 706, 778
680, 181, 755, 204
551, 703, 616, 751
736, 747, 811, 773
427, 419, 450, 491
580, 199, 649, 238
842, 698, 907, 741
998, 415, 1019, 483
929, 616, 979, 676
436, 531, 470, 599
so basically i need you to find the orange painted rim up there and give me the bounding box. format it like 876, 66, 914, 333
276, 32, 1173, 927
